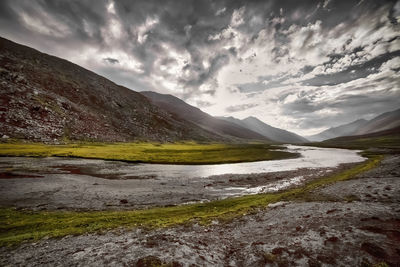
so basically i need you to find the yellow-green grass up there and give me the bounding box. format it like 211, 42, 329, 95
0, 154, 382, 247
0, 142, 296, 164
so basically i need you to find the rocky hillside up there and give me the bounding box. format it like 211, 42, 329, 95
325, 126, 400, 142
306, 119, 368, 142
320, 126, 400, 150
307, 108, 400, 142
141, 91, 269, 141
353, 108, 400, 135
0, 37, 228, 143
219, 116, 308, 143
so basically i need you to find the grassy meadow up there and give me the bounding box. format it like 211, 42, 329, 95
0, 142, 297, 164
308, 135, 400, 150
0, 154, 382, 247
0, 139, 389, 247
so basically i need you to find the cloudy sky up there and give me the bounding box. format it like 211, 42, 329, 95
0, 0, 399, 135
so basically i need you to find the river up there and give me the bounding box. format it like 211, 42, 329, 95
115, 145, 364, 179
0, 145, 365, 210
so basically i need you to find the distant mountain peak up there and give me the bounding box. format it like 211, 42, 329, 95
307, 109, 400, 141
141, 91, 270, 142
219, 116, 308, 143
244, 116, 258, 120
355, 118, 368, 123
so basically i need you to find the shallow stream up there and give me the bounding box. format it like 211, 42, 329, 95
0, 145, 366, 209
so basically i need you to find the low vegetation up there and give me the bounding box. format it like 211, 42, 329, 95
0, 153, 382, 247
313, 135, 400, 150
0, 142, 296, 164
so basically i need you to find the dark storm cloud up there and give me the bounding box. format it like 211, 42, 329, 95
302, 50, 400, 87
103, 57, 119, 64
286, 91, 400, 130
183, 53, 230, 89
195, 100, 213, 108
237, 76, 290, 93
280, 71, 400, 130
111, 1, 233, 75
226, 103, 258, 112
0, 0, 398, 134
0, 0, 394, 89
0, 0, 108, 40
237, 82, 267, 93
300, 65, 316, 75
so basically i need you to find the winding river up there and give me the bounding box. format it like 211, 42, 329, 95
112, 145, 365, 179
0, 145, 366, 210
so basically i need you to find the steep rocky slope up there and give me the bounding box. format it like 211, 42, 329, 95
0, 37, 226, 143
141, 91, 269, 141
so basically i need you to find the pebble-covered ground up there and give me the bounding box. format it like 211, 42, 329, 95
0, 153, 359, 210
1, 155, 399, 266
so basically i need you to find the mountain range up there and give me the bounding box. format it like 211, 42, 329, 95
307, 108, 400, 142
141, 91, 269, 142
353, 108, 400, 135
0, 37, 229, 143
0, 37, 296, 143
142, 91, 309, 143
306, 119, 368, 142
1, 36, 398, 144
218, 116, 308, 143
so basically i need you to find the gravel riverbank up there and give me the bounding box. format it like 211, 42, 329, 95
1, 154, 399, 266
0, 146, 363, 210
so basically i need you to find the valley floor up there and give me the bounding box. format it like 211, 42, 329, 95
0, 157, 356, 210
1, 154, 399, 266
0, 142, 296, 165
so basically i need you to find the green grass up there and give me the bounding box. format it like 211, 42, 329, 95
310, 135, 400, 150
0, 142, 296, 164
0, 154, 382, 247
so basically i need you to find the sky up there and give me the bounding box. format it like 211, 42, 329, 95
0, 0, 399, 136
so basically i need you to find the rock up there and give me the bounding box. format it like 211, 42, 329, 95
15, 74, 26, 84
268, 201, 287, 208
361, 242, 388, 259
325, 236, 339, 243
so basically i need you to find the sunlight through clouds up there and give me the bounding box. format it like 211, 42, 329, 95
1, 0, 398, 135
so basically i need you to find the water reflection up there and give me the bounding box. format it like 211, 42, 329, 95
122, 145, 365, 179
220, 175, 305, 197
